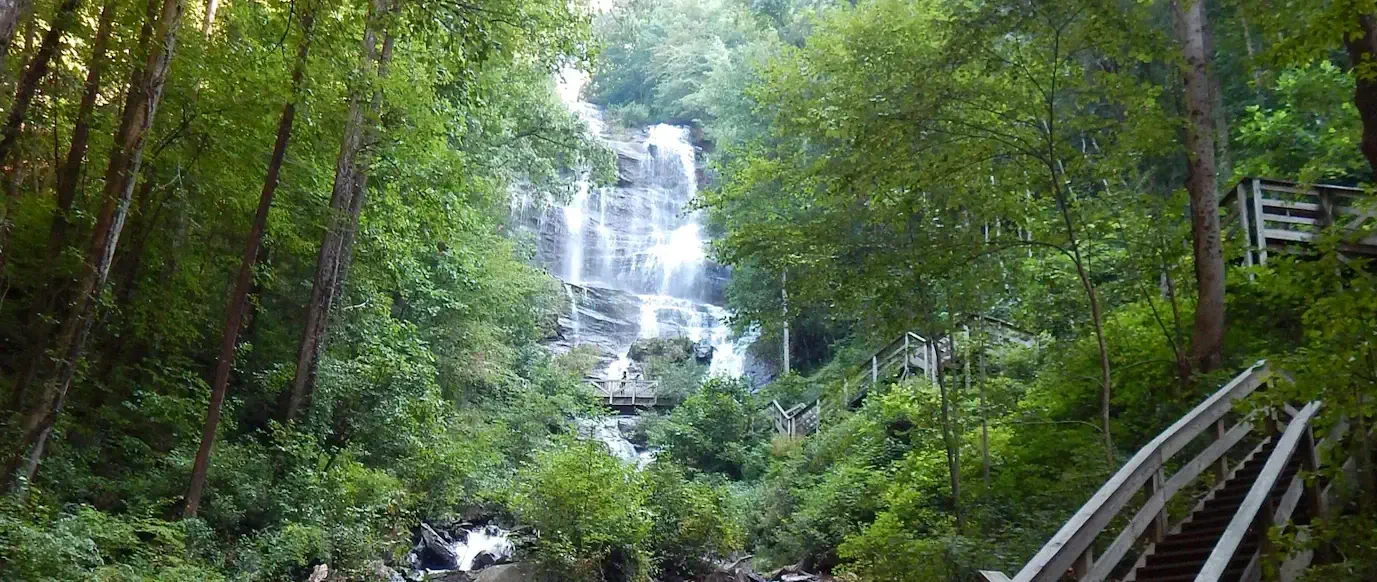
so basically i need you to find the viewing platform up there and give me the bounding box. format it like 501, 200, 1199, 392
587, 378, 671, 411
1223, 177, 1377, 265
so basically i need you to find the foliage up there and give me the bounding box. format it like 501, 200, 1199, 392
512, 437, 652, 582
650, 377, 767, 479
642, 462, 744, 578
0, 499, 222, 581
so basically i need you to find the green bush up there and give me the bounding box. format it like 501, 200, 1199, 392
650, 377, 766, 479
512, 438, 651, 581
643, 462, 744, 577
0, 500, 223, 581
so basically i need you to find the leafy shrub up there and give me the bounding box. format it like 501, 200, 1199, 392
0, 499, 223, 581
650, 377, 766, 479
512, 438, 651, 581
643, 462, 744, 577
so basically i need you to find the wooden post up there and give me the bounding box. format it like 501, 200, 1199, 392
1237, 182, 1254, 268
1150, 468, 1168, 542
1251, 178, 1268, 265
1074, 545, 1094, 580
1215, 419, 1230, 485
903, 334, 911, 378
1259, 495, 1277, 581
871, 352, 880, 386
1300, 425, 1329, 565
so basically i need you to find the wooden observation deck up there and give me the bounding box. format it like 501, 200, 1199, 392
1223, 177, 1377, 265
587, 378, 669, 410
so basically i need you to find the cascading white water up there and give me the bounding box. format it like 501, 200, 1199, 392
451, 526, 514, 571
523, 69, 754, 380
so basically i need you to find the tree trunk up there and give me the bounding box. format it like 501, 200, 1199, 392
7, 0, 149, 417
0, 0, 82, 168
0, 0, 79, 281
781, 271, 790, 375
979, 336, 989, 491
183, 5, 314, 518
285, 4, 390, 421
202, 0, 218, 35
0, 0, 31, 74
935, 341, 962, 532
1345, 14, 1377, 178
1174, 0, 1226, 374
1, 0, 184, 492
48, 0, 115, 260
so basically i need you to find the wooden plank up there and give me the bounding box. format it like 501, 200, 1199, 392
1264, 229, 1315, 243
1261, 199, 1321, 212
1013, 362, 1270, 582
1197, 402, 1320, 582
1253, 180, 1270, 264
981, 571, 1013, 582
1236, 182, 1254, 268
1262, 214, 1319, 226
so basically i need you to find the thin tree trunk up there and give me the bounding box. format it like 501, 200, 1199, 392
201, 0, 218, 35
0, 0, 79, 281
1346, 14, 1377, 178
183, 5, 313, 518
781, 271, 790, 375
1173, 0, 1226, 374
285, 4, 390, 421
49, 0, 116, 259
978, 328, 989, 491
2, 0, 184, 492
0, 0, 31, 74
936, 338, 962, 532
7, 0, 146, 416
1204, 7, 1231, 184
0, 0, 82, 168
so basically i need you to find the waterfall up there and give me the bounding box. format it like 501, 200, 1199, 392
512, 69, 755, 381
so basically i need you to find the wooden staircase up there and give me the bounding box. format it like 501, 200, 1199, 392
980, 364, 1343, 582
1129, 437, 1304, 581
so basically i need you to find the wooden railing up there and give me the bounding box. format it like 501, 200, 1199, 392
588, 378, 663, 408
768, 316, 1035, 438
769, 399, 821, 437
1222, 177, 1377, 266
841, 316, 1032, 408
1197, 402, 1322, 582
981, 361, 1274, 582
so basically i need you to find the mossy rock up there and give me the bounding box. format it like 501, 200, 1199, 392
627, 337, 696, 363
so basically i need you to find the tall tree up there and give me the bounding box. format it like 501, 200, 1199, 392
2, 0, 185, 491
1174, 0, 1227, 373
6, 0, 150, 417
182, 1, 316, 518
0, 0, 30, 72
1344, 13, 1377, 177
0, 0, 83, 167
50, 0, 117, 261
285, 0, 392, 422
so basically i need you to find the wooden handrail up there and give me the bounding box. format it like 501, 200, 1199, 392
985, 361, 1272, 582
1196, 401, 1321, 582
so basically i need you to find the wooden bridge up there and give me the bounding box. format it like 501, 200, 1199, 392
1224, 177, 1377, 266
980, 362, 1365, 582
587, 378, 669, 410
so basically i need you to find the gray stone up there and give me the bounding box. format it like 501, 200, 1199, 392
419, 523, 460, 570
473, 563, 538, 582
